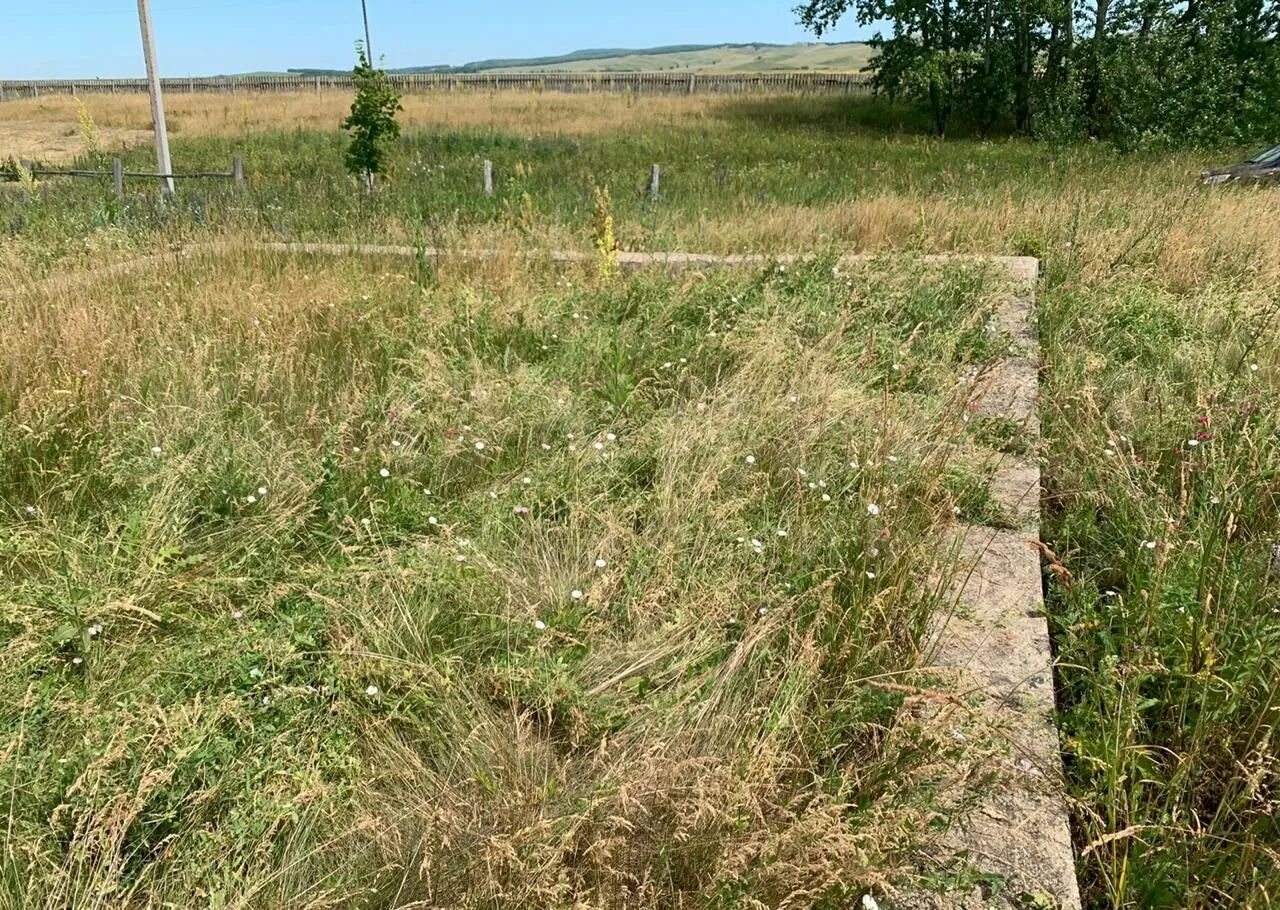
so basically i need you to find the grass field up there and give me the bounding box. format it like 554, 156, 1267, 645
2, 91, 1279, 909
0, 244, 1015, 907
483, 42, 876, 73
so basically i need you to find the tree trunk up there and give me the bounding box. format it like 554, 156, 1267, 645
929, 79, 946, 136
1014, 3, 1034, 133
938, 0, 953, 137
1138, 0, 1159, 38
1047, 18, 1063, 88
1084, 0, 1112, 136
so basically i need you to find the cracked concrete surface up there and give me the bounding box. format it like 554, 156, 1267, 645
918, 262, 1081, 910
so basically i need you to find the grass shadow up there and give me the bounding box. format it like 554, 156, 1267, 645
713, 94, 1015, 141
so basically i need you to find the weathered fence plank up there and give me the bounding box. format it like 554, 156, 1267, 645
0, 72, 872, 100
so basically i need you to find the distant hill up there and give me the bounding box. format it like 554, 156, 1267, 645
284, 42, 874, 77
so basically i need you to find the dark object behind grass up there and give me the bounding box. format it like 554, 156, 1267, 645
1201, 144, 1280, 185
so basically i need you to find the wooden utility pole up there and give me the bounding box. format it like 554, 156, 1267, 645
361, 0, 374, 59
136, 0, 174, 194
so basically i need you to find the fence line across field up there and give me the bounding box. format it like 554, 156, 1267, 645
0, 72, 873, 101
1, 156, 246, 194
1, 158, 670, 199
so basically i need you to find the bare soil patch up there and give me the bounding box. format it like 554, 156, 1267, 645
0, 118, 152, 164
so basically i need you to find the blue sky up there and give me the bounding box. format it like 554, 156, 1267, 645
3, 1, 874, 79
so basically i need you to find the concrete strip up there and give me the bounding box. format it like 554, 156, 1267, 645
923, 263, 1082, 910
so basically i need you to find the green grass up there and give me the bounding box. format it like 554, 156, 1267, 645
2, 92, 1278, 908
0, 95, 1233, 284
1040, 274, 1280, 908
0, 249, 1012, 907
0, 91, 1239, 295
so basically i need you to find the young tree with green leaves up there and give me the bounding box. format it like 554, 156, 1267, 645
342, 42, 403, 192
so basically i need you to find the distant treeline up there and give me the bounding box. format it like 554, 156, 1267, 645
798, 0, 1280, 146
286, 42, 864, 77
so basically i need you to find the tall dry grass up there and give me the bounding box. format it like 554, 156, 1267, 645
0, 91, 731, 139
0, 249, 1016, 908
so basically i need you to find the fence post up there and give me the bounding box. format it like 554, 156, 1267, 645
648, 164, 661, 199
483, 159, 494, 195
112, 158, 123, 195
232, 155, 245, 188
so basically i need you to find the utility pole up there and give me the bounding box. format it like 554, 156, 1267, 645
360, 0, 374, 60
136, 0, 174, 195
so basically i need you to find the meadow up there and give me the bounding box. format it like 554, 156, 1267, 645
2, 90, 1279, 909
478, 42, 876, 74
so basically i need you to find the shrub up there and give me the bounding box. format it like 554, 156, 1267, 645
341, 42, 402, 191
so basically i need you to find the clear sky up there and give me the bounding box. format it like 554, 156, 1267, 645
3, 1, 874, 79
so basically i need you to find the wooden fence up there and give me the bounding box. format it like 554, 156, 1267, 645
0, 72, 872, 101
1, 156, 245, 194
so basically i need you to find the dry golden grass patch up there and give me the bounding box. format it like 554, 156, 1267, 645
0, 91, 731, 140
0, 118, 152, 164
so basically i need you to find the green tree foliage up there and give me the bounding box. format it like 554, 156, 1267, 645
796, 0, 1280, 145
341, 43, 403, 189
